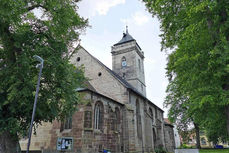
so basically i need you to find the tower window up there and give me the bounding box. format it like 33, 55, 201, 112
138, 59, 141, 70
122, 73, 126, 79
121, 56, 127, 68
76, 57, 80, 62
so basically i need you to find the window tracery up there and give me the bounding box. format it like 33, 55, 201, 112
94, 102, 103, 130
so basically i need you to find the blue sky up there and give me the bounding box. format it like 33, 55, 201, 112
78, 0, 169, 116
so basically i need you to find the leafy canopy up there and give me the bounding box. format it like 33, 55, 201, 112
0, 0, 87, 138
143, 0, 229, 141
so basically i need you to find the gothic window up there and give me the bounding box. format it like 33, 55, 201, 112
136, 99, 142, 139
149, 108, 153, 126
121, 56, 127, 68
60, 116, 72, 132
94, 102, 104, 130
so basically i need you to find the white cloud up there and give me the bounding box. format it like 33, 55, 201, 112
132, 11, 149, 26
96, 0, 125, 15
120, 11, 149, 26
78, 0, 125, 17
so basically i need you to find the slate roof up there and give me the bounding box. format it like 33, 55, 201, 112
114, 28, 135, 46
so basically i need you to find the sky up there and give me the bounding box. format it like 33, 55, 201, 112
78, 0, 169, 116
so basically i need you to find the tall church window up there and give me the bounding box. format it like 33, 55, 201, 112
94, 102, 104, 130
121, 56, 127, 68
149, 108, 153, 126
136, 99, 142, 139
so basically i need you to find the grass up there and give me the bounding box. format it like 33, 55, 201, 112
200, 149, 229, 153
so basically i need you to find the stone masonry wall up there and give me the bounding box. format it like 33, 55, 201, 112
70, 47, 129, 104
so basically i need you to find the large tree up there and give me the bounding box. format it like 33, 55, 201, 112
0, 0, 87, 152
143, 0, 229, 140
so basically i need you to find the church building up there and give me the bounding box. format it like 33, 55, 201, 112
20, 28, 175, 153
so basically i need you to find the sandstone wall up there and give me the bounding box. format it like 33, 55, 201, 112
70, 47, 129, 104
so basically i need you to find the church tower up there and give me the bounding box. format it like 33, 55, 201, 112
111, 27, 146, 96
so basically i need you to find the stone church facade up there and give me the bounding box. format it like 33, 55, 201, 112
20, 29, 175, 153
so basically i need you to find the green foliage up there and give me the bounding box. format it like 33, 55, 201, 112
155, 146, 168, 153
200, 149, 229, 153
178, 144, 195, 149
143, 0, 229, 142
0, 0, 87, 139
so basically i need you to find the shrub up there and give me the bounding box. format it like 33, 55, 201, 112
155, 147, 167, 153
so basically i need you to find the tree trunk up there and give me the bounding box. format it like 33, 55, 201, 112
0, 131, 21, 153
225, 105, 229, 136
194, 123, 201, 149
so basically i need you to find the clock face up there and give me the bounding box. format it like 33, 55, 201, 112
122, 61, 127, 67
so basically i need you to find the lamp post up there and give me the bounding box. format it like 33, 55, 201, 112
26, 55, 44, 153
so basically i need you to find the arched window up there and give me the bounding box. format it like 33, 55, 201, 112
121, 56, 127, 68
136, 99, 142, 139
94, 102, 103, 130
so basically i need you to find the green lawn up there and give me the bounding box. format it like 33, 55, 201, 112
200, 149, 229, 153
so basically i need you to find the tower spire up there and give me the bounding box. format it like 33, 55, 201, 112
126, 25, 128, 34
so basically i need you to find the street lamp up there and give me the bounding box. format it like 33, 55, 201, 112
26, 55, 44, 153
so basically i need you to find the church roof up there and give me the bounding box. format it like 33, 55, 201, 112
76, 87, 124, 106
114, 27, 135, 46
